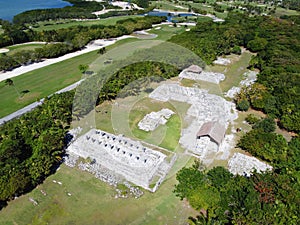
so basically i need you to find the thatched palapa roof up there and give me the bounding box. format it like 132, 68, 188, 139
196, 121, 226, 146
185, 65, 202, 74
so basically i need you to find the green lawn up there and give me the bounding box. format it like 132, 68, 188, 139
0, 163, 197, 225
275, 7, 300, 16
148, 24, 188, 41
204, 51, 253, 93
128, 97, 182, 151
31, 15, 142, 31
7, 43, 45, 55
0, 24, 188, 118
150, 1, 188, 12
0, 50, 98, 117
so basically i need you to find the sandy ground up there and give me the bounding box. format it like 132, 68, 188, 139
0, 48, 9, 53
0, 35, 134, 82
91, 0, 143, 15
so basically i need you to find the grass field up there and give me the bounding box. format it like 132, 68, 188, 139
150, 1, 188, 12
7, 43, 45, 55
0, 162, 197, 225
148, 24, 187, 41
204, 50, 253, 93
0, 36, 137, 118
0, 50, 101, 117
32, 15, 142, 31
275, 7, 300, 16
0, 24, 188, 118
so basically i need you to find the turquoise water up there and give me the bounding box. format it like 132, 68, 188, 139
0, 0, 72, 21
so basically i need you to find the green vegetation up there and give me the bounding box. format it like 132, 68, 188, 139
127, 97, 182, 151
0, 50, 98, 117
175, 157, 300, 224
150, 1, 188, 11
0, 16, 164, 71
0, 22, 189, 118
98, 62, 179, 103
0, 91, 74, 209
31, 15, 141, 31
148, 24, 187, 41
0, 163, 196, 225
12, 0, 121, 24
171, 12, 300, 132
6, 43, 45, 55
171, 10, 300, 224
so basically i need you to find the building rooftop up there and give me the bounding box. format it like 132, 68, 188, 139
196, 121, 226, 146
185, 64, 203, 74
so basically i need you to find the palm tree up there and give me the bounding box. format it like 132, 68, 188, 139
78, 64, 89, 75
5, 78, 20, 98
97, 47, 106, 55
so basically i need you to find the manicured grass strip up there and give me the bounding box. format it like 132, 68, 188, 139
33, 15, 142, 31
0, 50, 98, 117
0, 25, 186, 118
159, 115, 181, 151
6, 43, 46, 55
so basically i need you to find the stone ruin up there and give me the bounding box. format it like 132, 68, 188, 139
225, 70, 258, 98
138, 108, 175, 132
149, 83, 237, 163
65, 129, 176, 192
179, 65, 225, 84
213, 57, 231, 65
228, 153, 273, 176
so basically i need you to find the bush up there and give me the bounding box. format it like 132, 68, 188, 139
253, 117, 276, 133
245, 114, 261, 125
231, 45, 241, 55
237, 99, 250, 111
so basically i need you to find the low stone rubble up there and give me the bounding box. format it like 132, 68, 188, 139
225, 70, 258, 98
228, 153, 273, 176
213, 57, 231, 65
138, 108, 175, 131
179, 69, 225, 84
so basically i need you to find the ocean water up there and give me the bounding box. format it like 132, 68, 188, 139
0, 0, 72, 21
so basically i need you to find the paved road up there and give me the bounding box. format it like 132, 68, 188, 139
0, 80, 83, 125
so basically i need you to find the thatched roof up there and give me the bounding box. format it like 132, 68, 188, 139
185, 65, 202, 74
196, 121, 226, 146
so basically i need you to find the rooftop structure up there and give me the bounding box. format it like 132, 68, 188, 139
185, 64, 203, 74
196, 121, 226, 146
179, 65, 225, 84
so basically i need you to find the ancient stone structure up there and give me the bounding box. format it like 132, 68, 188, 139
179, 65, 225, 84
138, 108, 175, 131
225, 70, 258, 98
65, 129, 175, 192
213, 57, 231, 65
228, 153, 273, 176
149, 83, 237, 161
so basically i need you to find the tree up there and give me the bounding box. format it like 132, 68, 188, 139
253, 117, 276, 133
5, 78, 21, 98
78, 64, 89, 75
237, 99, 250, 111
97, 47, 106, 55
